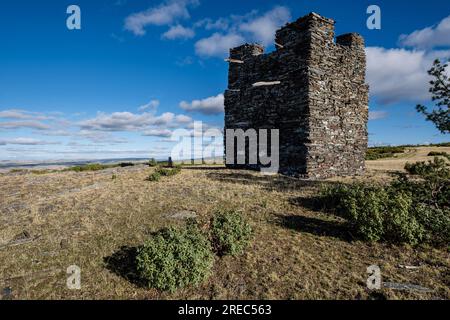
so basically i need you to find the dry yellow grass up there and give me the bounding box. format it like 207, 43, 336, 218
366, 147, 450, 173
0, 148, 448, 300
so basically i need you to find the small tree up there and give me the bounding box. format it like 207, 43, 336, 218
416, 59, 449, 134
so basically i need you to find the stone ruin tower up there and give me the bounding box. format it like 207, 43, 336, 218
224, 12, 369, 179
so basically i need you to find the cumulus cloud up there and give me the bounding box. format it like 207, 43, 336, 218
369, 111, 388, 120
366, 47, 450, 104
162, 25, 195, 40
195, 33, 244, 58
194, 6, 291, 58
399, 15, 450, 49
124, 0, 198, 36
179, 94, 224, 115
239, 6, 291, 46
175, 114, 192, 123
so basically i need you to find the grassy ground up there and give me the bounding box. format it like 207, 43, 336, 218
365, 146, 450, 173
0, 147, 448, 300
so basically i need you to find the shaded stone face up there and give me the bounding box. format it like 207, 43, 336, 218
224, 12, 369, 179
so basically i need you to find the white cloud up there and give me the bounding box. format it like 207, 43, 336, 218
124, 0, 198, 36
79, 111, 176, 131
162, 25, 195, 40
175, 114, 192, 123
76, 130, 128, 144
0, 121, 51, 130
369, 111, 388, 120
180, 94, 224, 115
0, 109, 52, 121
195, 17, 230, 31
194, 6, 291, 58
176, 56, 194, 66
399, 15, 450, 49
0, 138, 60, 146
78, 110, 194, 133
138, 99, 160, 112
142, 129, 173, 137
366, 47, 450, 104
239, 6, 291, 46
195, 33, 244, 58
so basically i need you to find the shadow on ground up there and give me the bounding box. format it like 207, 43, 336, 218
206, 171, 328, 192
103, 246, 146, 288
182, 166, 228, 171
273, 214, 352, 241
289, 195, 326, 213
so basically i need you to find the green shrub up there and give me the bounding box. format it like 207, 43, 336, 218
383, 192, 424, 245
413, 205, 450, 245
65, 163, 115, 172
405, 157, 449, 177
147, 172, 161, 182
156, 166, 181, 177
146, 166, 181, 182
322, 184, 387, 241
320, 157, 449, 246
210, 210, 252, 256
31, 169, 52, 175
148, 158, 158, 167
400, 157, 449, 209
321, 185, 425, 244
366, 146, 406, 160
119, 162, 134, 167
136, 222, 214, 292
428, 151, 449, 157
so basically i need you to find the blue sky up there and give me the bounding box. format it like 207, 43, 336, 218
0, 0, 449, 161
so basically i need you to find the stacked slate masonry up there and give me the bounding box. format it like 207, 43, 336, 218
224, 12, 369, 179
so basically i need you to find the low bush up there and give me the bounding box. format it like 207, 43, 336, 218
148, 158, 158, 167
136, 222, 214, 292
156, 166, 181, 177
210, 210, 252, 256
427, 151, 449, 157
119, 162, 134, 167
65, 163, 115, 172
320, 157, 449, 246
30, 169, 52, 175
366, 146, 406, 160
147, 172, 161, 182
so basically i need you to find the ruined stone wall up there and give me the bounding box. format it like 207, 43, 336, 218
224, 13, 369, 179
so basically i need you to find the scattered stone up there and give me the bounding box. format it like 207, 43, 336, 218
165, 211, 198, 220
383, 282, 433, 293
398, 265, 421, 270
0, 232, 41, 250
